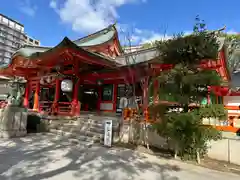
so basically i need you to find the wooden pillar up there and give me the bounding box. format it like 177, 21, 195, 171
23, 81, 30, 108
142, 77, 149, 121
33, 81, 40, 111
113, 84, 118, 112
71, 79, 80, 116
53, 78, 60, 114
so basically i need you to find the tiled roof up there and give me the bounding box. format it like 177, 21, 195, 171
0, 24, 120, 69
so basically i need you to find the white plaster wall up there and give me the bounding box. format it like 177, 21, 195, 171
208, 138, 240, 165
121, 124, 240, 165
223, 96, 240, 106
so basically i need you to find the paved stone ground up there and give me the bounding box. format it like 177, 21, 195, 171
0, 133, 239, 180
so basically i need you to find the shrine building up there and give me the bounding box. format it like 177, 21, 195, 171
0, 24, 238, 132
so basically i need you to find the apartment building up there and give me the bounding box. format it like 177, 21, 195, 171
24, 34, 40, 46
0, 13, 25, 65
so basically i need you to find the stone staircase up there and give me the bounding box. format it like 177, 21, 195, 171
47, 113, 121, 146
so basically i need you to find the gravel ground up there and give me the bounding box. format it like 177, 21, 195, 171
0, 133, 239, 180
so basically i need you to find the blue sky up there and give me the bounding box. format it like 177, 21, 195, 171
0, 0, 239, 46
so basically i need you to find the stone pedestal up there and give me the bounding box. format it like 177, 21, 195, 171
0, 106, 28, 138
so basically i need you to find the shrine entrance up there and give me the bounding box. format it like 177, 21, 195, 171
80, 84, 99, 112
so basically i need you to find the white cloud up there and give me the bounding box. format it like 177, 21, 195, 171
19, 0, 37, 17
50, 0, 146, 33
120, 27, 173, 45
139, 32, 172, 44
226, 30, 238, 34
118, 26, 195, 46
50, 0, 57, 9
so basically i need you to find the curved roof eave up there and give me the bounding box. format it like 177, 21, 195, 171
6, 37, 119, 69
74, 30, 115, 47
73, 24, 123, 54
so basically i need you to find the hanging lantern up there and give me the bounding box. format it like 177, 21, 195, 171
61, 79, 73, 92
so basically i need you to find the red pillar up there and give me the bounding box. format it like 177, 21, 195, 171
53, 78, 60, 114
33, 81, 40, 111
24, 81, 30, 108
71, 79, 80, 116
142, 77, 149, 121
113, 84, 118, 112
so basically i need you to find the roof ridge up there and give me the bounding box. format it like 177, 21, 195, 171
73, 24, 116, 44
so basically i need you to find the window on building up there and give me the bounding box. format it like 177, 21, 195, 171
7, 34, 13, 41
4, 52, 11, 57
0, 37, 4, 43
35, 41, 39, 45
0, 31, 6, 37
8, 29, 14, 35
15, 24, 21, 31
2, 17, 8, 24
20, 27, 24, 32
9, 21, 14, 28
3, 58, 10, 64
0, 27, 6, 31
29, 38, 33, 42
101, 84, 113, 101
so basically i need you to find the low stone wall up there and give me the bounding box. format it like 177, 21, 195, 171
120, 122, 240, 165
0, 106, 28, 138
120, 121, 173, 150
207, 132, 240, 165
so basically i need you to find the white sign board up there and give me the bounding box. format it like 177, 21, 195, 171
104, 120, 113, 147
61, 79, 73, 92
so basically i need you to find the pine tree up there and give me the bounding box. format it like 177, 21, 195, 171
150, 16, 227, 163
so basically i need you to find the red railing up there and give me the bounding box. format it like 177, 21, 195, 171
58, 102, 72, 115
39, 101, 72, 115
39, 101, 53, 114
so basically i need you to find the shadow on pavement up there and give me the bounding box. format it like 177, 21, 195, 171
0, 134, 180, 180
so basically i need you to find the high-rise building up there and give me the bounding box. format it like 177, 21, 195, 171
0, 13, 25, 64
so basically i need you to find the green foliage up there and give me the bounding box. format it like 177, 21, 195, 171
220, 33, 240, 42
151, 64, 222, 106
153, 110, 222, 160
151, 16, 225, 162
199, 104, 227, 120
221, 32, 240, 74
155, 16, 219, 66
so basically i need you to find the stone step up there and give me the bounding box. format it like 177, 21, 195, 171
78, 114, 120, 121
78, 116, 119, 123
49, 129, 100, 144
50, 123, 120, 143
57, 126, 103, 138
48, 117, 120, 129
54, 123, 119, 135
77, 120, 119, 129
